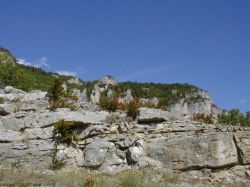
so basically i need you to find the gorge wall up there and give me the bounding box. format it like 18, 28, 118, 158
0, 86, 250, 184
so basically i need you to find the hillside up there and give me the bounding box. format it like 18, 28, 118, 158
0, 47, 208, 107
0, 47, 250, 186
0, 47, 84, 91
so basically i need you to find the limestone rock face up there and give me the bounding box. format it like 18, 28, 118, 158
0, 103, 17, 115
90, 76, 118, 103
234, 131, 250, 164
79, 89, 88, 102
168, 90, 222, 120
82, 140, 112, 167
4, 86, 26, 94
0, 85, 249, 185
90, 85, 101, 104
118, 89, 134, 104
138, 107, 169, 123
124, 89, 133, 103
146, 133, 238, 170
98, 75, 118, 91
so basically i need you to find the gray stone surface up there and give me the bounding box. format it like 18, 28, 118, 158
0, 103, 17, 115
0, 85, 249, 184
4, 86, 26, 94
90, 84, 101, 104
138, 107, 169, 123
234, 131, 250, 164
146, 132, 238, 170
82, 140, 111, 167
79, 89, 88, 102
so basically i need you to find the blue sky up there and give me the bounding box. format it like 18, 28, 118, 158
0, 0, 249, 112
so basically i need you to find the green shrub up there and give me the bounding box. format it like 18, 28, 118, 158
47, 79, 78, 110
99, 95, 119, 112
192, 113, 214, 124
0, 62, 34, 91
112, 82, 201, 108
54, 119, 77, 143
0, 97, 4, 104
127, 99, 139, 120
50, 159, 65, 170
218, 109, 250, 126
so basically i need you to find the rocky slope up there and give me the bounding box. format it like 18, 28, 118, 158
0, 86, 249, 185
0, 47, 222, 120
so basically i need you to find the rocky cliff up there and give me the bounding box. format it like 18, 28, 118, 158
0, 86, 249, 185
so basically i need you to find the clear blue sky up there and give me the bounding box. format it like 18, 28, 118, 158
0, 0, 249, 112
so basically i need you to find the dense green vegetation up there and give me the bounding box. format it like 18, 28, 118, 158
99, 94, 140, 119
54, 119, 77, 144
0, 47, 84, 91
0, 47, 203, 107
47, 79, 78, 110
111, 82, 201, 107
218, 109, 250, 127
2, 47, 249, 126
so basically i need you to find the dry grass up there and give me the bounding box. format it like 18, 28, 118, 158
0, 168, 242, 187
0, 97, 4, 104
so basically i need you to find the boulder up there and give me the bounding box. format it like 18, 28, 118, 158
82, 140, 112, 167
0, 104, 17, 115
127, 146, 144, 164
4, 86, 26, 94
138, 108, 169, 123
90, 84, 100, 104
146, 132, 238, 170
124, 89, 133, 103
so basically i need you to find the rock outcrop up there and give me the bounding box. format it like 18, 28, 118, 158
0, 85, 249, 185
168, 90, 222, 120
90, 76, 117, 103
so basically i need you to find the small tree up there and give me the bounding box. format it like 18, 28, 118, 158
54, 119, 77, 144
47, 79, 64, 109
47, 79, 77, 110
127, 99, 139, 120
99, 95, 119, 112
218, 109, 247, 126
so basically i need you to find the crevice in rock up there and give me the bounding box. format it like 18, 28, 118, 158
179, 162, 239, 172
233, 135, 243, 165
19, 127, 30, 133
41, 124, 53, 128
0, 111, 9, 116
0, 140, 10, 143
138, 118, 166, 124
